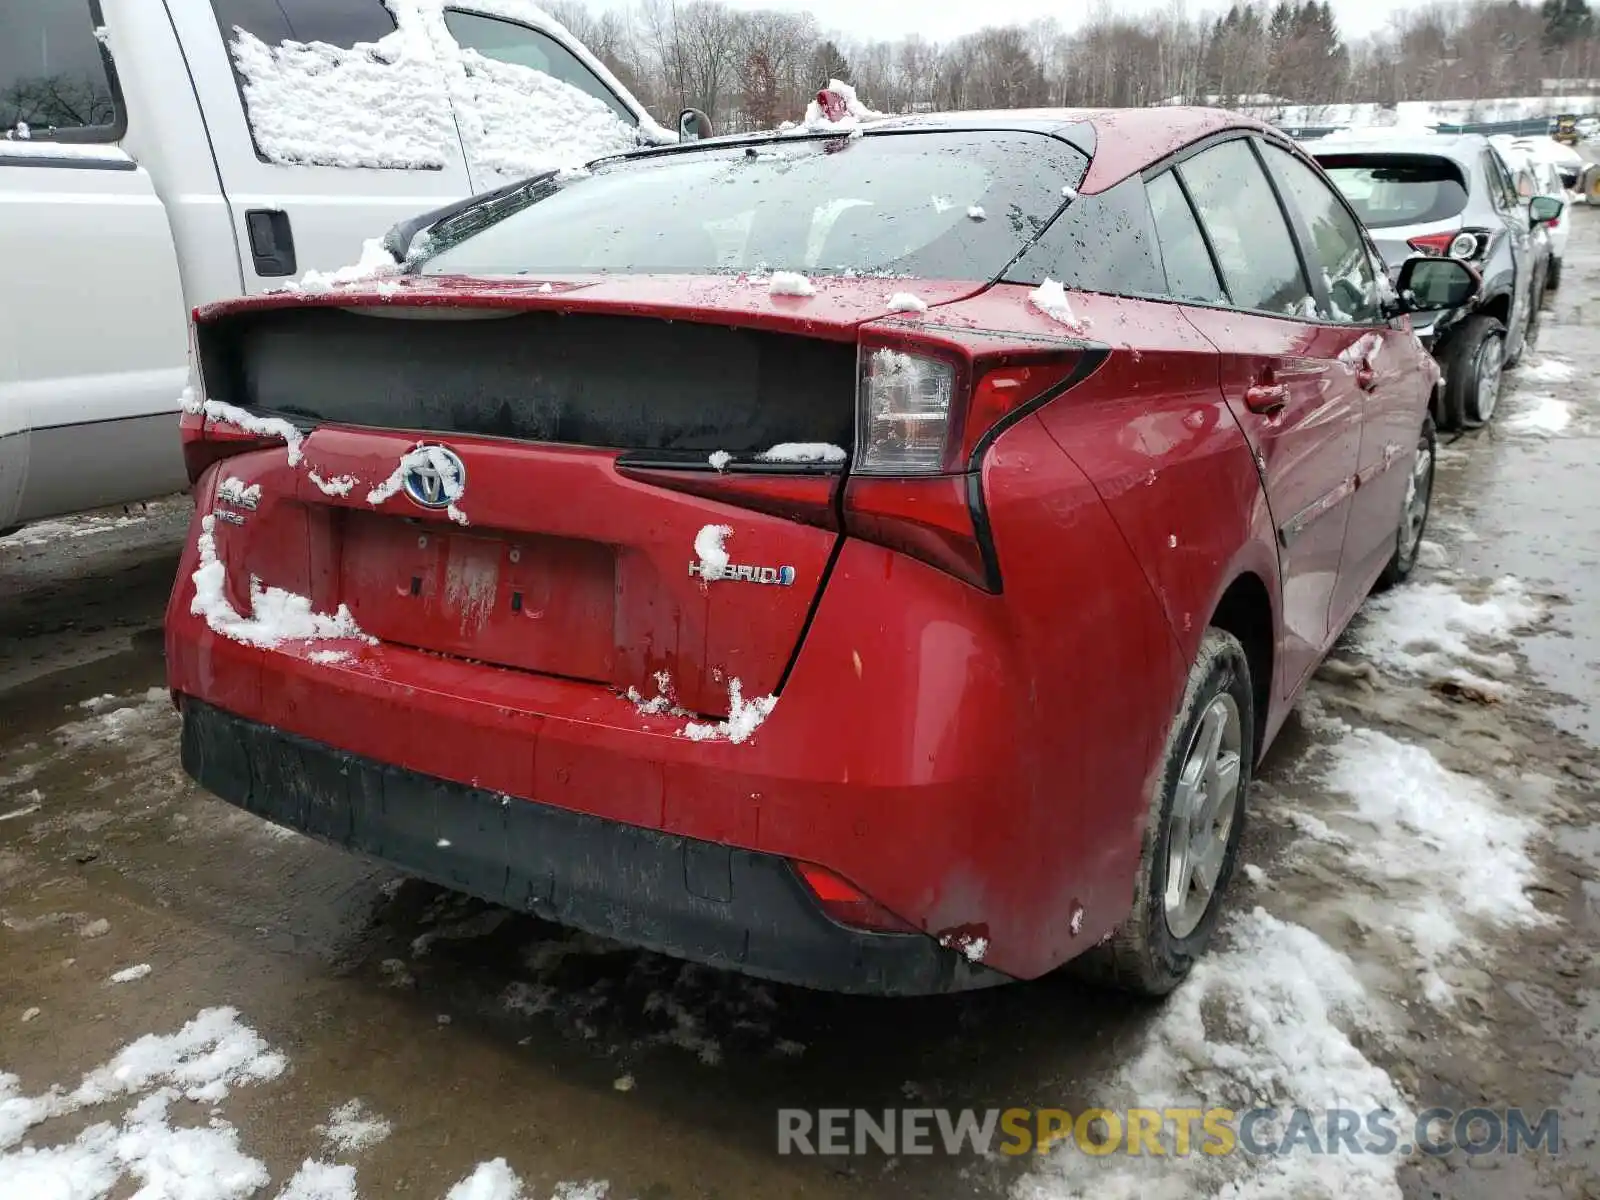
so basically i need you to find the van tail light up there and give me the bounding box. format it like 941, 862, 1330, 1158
845, 336, 1093, 590
791, 861, 918, 934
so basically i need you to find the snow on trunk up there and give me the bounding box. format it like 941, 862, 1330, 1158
767, 271, 816, 297
183, 389, 305, 467
693, 524, 732, 576
366, 445, 469, 526
681, 679, 778, 745
191, 516, 374, 651
756, 443, 847, 464
885, 292, 928, 314
1028, 278, 1089, 333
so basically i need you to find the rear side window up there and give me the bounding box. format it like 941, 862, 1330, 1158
1317, 155, 1469, 228
1262, 145, 1381, 323
208, 0, 397, 47
1003, 173, 1165, 297
442, 10, 634, 126
1, 0, 122, 142
1146, 170, 1224, 304
1178, 139, 1312, 318
419, 132, 1089, 280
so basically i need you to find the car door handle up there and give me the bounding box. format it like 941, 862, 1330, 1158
1356, 366, 1379, 392
1244, 383, 1289, 414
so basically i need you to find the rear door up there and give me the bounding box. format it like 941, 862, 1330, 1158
1158, 137, 1364, 697
0, 0, 189, 527
165, 0, 473, 293
1259, 140, 1423, 627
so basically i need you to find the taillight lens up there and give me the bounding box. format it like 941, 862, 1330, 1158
791, 861, 918, 934
1408, 230, 1487, 260
856, 347, 959, 475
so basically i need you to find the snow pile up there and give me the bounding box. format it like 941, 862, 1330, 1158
317, 1099, 392, 1154
367, 444, 469, 525
885, 292, 928, 314
183, 389, 305, 466
191, 515, 375, 651
1503, 394, 1573, 435
966, 205, 986, 220
707, 451, 732, 471
445, 1157, 525, 1199
798, 78, 884, 133
1518, 356, 1575, 383
1320, 728, 1547, 1001
291, 238, 402, 294
1060, 184, 1078, 199
1017, 908, 1406, 1200
229, 23, 456, 169
308, 471, 358, 497
108, 964, 152, 985
216, 478, 261, 508
757, 443, 847, 464
278, 1160, 358, 1200
681, 679, 777, 745
1028, 278, 1088, 332
626, 671, 689, 718
693, 524, 732, 576
1354, 576, 1543, 675
767, 271, 816, 297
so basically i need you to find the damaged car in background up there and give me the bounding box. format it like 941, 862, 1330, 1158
167, 108, 1479, 997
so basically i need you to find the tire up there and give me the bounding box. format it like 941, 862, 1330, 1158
1375, 415, 1436, 592
1546, 256, 1562, 294
1436, 314, 1506, 430
1073, 629, 1254, 996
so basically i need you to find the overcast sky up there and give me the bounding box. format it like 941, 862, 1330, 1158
583, 0, 1403, 45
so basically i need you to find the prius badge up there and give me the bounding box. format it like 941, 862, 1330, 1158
402, 446, 466, 510
689, 561, 797, 585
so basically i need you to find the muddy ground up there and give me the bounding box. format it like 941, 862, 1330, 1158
2, 222, 1598, 1199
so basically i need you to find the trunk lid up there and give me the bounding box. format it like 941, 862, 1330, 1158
192, 277, 980, 715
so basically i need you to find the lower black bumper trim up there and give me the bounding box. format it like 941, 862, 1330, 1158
179, 699, 1005, 996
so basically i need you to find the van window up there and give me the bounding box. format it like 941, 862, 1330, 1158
209, 0, 397, 48
1, 0, 121, 142
442, 10, 634, 127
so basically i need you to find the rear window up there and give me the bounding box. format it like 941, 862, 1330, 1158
1316, 155, 1469, 229
417, 131, 1088, 279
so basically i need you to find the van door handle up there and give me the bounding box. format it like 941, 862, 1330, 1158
1244, 383, 1289, 414
245, 209, 297, 277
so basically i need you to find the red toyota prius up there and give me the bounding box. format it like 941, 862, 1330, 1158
167, 108, 1477, 996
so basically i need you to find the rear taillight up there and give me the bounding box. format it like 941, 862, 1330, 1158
845, 335, 1088, 590
1408, 229, 1488, 261
791, 861, 917, 934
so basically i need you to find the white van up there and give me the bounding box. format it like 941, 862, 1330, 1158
0, 0, 671, 534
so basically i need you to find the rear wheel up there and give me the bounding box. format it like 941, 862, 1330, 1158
1438, 315, 1505, 430
1074, 629, 1253, 996
1376, 415, 1436, 591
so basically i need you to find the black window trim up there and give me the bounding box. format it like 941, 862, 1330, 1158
1252, 134, 1388, 330
5, 0, 128, 146
206, 0, 445, 171
441, 7, 639, 130
1143, 130, 1318, 325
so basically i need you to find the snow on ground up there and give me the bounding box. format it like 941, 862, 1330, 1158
317, 1099, 392, 1154
1517, 356, 1576, 383
1, 1006, 605, 1198
1017, 909, 1407, 1200
1351, 575, 1543, 677
1502, 394, 1574, 435
191, 516, 375, 651
108, 963, 153, 984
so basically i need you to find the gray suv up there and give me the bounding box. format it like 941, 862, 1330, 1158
1311, 132, 1561, 431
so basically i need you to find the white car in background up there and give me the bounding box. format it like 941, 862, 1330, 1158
1493, 136, 1576, 290
1, 0, 671, 537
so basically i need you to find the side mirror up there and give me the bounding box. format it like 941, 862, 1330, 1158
1393, 255, 1482, 315
677, 108, 713, 142
1530, 194, 1564, 224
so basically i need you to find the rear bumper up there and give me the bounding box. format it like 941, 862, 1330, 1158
181, 698, 1004, 996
